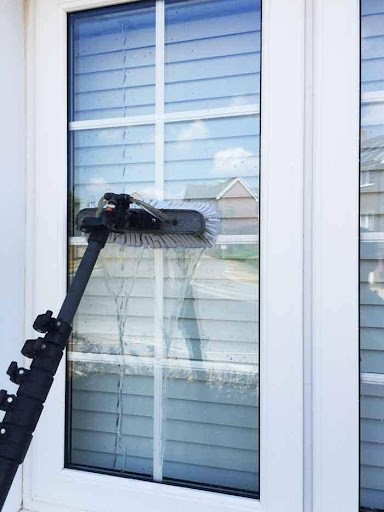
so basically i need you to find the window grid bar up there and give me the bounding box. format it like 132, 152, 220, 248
69, 235, 259, 246
68, 104, 261, 131
67, 351, 259, 375
153, 249, 164, 482
153, 0, 165, 483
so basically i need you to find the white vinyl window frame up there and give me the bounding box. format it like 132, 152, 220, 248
23, 0, 305, 511
309, 1, 360, 511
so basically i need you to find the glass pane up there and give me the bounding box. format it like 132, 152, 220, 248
69, 125, 155, 232
164, 0, 261, 113
361, 2, 384, 509
69, 246, 155, 358
68, 362, 154, 477
164, 116, 259, 202
69, 2, 156, 122
67, 123, 157, 476
163, 114, 259, 493
163, 246, 258, 365
162, 367, 259, 495
67, 0, 260, 498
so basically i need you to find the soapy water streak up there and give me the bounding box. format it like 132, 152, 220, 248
99, 244, 205, 474
101, 245, 144, 470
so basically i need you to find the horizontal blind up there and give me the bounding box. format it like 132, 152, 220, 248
361, 1, 384, 509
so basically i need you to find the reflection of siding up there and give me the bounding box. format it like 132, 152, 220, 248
70, 365, 259, 493
360, 241, 384, 373
163, 250, 258, 364
70, 367, 154, 476
361, 382, 384, 509
163, 369, 258, 492
72, 248, 258, 364
70, 247, 155, 357
361, 2, 384, 508
164, 0, 260, 112
218, 180, 258, 236
72, 5, 156, 120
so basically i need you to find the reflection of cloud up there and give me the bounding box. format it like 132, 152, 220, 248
97, 129, 122, 143
229, 96, 251, 107
178, 120, 208, 141
213, 147, 258, 175
89, 177, 107, 185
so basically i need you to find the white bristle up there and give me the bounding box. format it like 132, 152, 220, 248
106, 198, 220, 249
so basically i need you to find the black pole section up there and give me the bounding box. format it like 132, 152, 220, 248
59, 234, 108, 324
0, 227, 109, 510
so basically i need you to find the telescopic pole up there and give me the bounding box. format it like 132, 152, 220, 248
0, 226, 109, 510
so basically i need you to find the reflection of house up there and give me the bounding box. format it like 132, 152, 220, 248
185, 177, 259, 236
360, 135, 384, 232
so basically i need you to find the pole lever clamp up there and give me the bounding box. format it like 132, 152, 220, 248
21, 338, 47, 359
6, 362, 29, 385
33, 310, 57, 333
0, 390, 16, 411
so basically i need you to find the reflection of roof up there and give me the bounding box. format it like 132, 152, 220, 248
361, 135, 384, 171
216, 177, 258, 201
185, 177, 259, 201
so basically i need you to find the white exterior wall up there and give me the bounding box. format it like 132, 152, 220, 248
0, 1, 25, 511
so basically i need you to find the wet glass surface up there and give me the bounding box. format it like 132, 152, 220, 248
67, 0, 260, 497
164, 0, 261, 113
69, 362, 154, 478
361, 2, 384, 509
70, 2, 156, 122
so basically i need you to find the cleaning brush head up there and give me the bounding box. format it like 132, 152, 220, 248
77, 193, 220, 249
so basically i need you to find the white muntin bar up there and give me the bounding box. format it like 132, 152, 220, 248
153, 249, 164, 482
67, 351, 259, 375
70, 235, 259, 246
155, 0, 165, 197
153, 0, 165, 484
68, 105, 260, 132
69, 114, 156, 131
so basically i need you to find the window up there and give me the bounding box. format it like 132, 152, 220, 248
25, 0, 305, 510
66, 0, 261, 497
361, 2, 384, 510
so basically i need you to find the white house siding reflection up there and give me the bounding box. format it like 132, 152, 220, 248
360, 1, 384, 504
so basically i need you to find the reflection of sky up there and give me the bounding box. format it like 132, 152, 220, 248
73, 115, 259, 205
